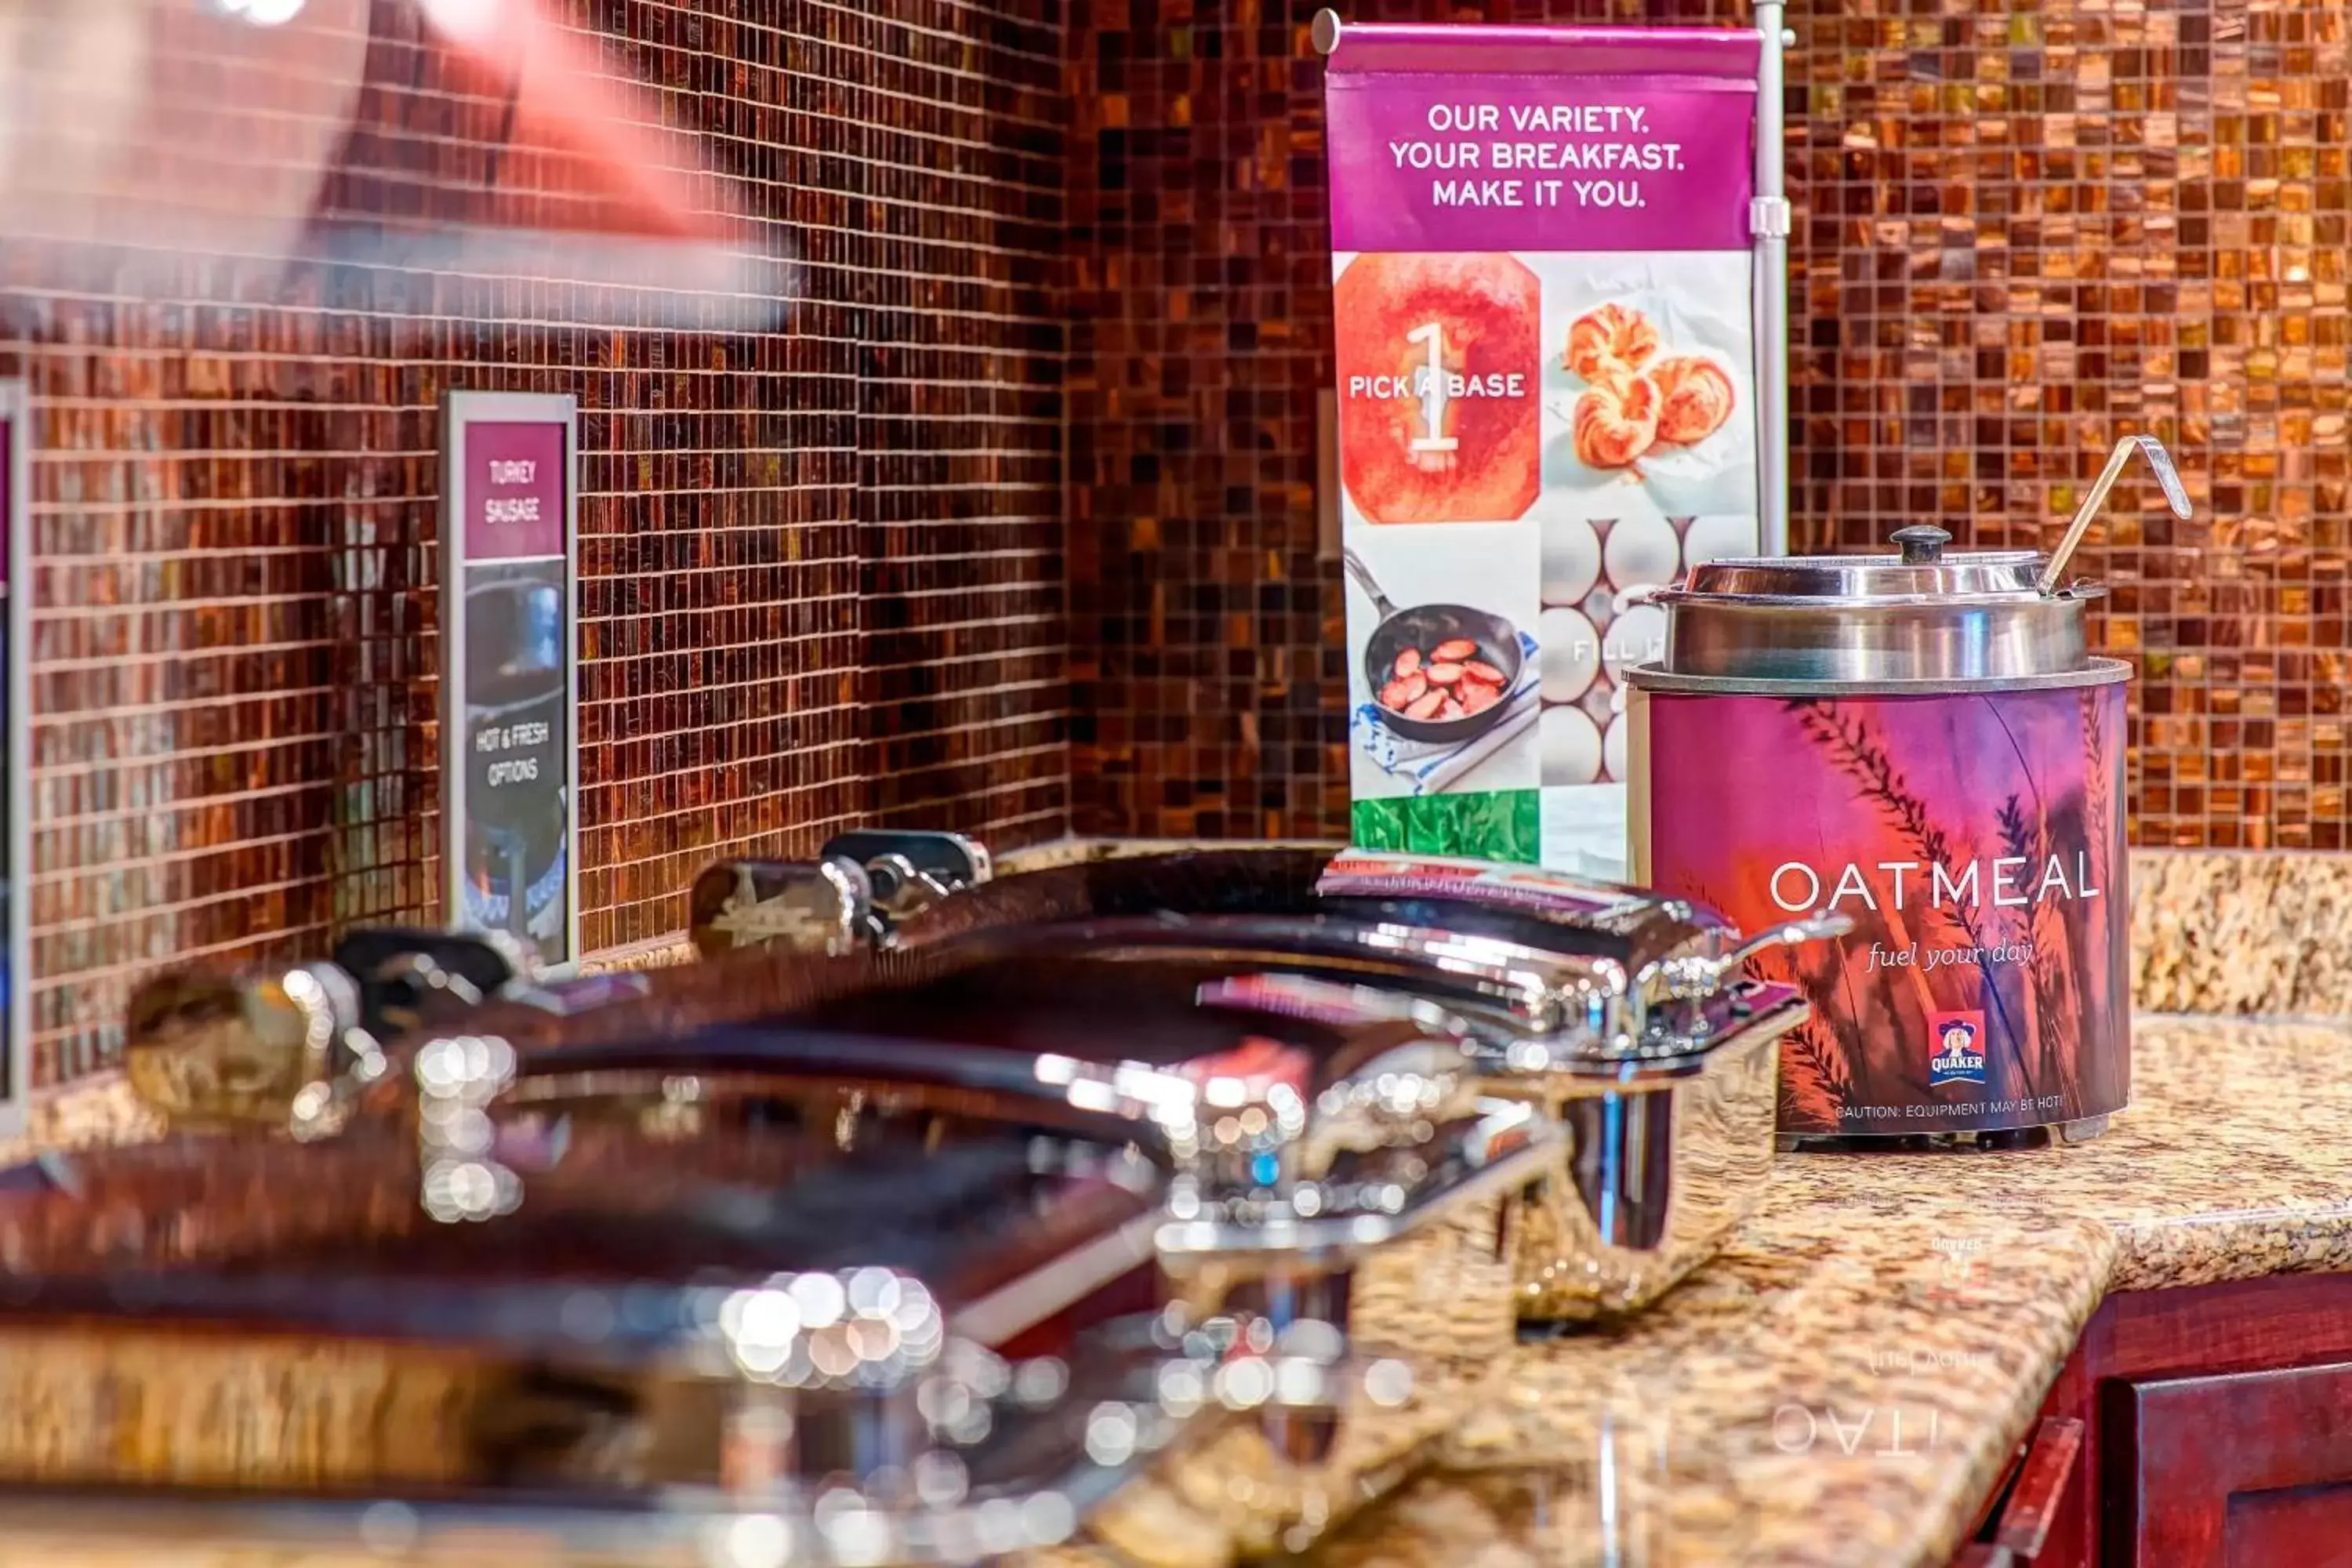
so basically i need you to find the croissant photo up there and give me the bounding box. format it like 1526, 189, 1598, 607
1565, 302, 1660, 382
1561, 304, 1740, 472
1571, 369, 1661, 471
1649, 355, 1737, 447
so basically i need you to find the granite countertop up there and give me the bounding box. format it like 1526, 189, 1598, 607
1306, 1010, 2352, 1568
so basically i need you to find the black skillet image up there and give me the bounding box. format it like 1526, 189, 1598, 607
1343, 546, 1526, 743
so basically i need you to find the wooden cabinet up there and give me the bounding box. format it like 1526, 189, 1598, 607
1947, 1273, 2352, 1568
2110, 1363, 2352, 1567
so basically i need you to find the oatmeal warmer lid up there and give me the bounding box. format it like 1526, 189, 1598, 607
1644, 435, 2190, 687
1644, 523, 2107, 684
1678, 528, 2059, 604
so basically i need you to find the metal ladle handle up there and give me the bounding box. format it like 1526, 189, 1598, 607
2037, 435, 2193, 595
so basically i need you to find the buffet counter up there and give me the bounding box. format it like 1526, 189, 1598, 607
5, 842, 2348, 1567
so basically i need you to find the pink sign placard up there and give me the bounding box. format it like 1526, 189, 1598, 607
442, 392, 577, 969
1326, 77, 1759, 254
464, 422, 567, 561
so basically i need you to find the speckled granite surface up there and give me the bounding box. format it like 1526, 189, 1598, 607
2129, 848, 2352, 1018
1315, 1010, 2352, 1568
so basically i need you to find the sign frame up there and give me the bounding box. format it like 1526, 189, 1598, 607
438, 390, 581, 973
1, 379, 28, 1136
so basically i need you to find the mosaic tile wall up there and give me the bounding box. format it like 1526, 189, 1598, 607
5, 0, 2340, 1086
4, 0, 1067, 1084
1067, 0, 2331, 851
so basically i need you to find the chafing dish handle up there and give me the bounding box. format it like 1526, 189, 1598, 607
821, 829, 993, 890
688, 855, 880, 956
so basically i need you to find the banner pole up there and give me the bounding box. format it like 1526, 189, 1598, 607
1752, 0, 1793, 556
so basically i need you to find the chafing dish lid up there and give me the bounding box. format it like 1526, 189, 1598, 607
0, 1082, 1206, 1566
562, 965, 1549, 1275
891, 847, 1737, 978
6, 1077, 1161, 1352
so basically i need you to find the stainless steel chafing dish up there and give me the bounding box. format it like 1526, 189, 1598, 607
65, 964, 1559, 1566
830, 930, 1812, 1323
129, 943, 1546, 1352
126, 840, 1838, 1325
696, 835, 1818, 1052
123, 922, 658, 1138
677, 838, 1844, 1322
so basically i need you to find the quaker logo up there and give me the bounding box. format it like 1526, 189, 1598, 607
1928, 1012, 1987, 1088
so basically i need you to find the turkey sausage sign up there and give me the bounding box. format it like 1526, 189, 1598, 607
1318, 15, 1776, 877
441, 392, 579, 969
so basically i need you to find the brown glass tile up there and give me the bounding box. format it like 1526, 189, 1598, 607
1066, 0, 2342, 860
4, 0, 1069, 1086
7, 0, 2345, 1088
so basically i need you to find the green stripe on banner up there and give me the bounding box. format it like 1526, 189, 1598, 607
1353, 790, 1538, 862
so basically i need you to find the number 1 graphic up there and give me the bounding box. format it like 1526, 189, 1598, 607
1406, 321, 1458, 453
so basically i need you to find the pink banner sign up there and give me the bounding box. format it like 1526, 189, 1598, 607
1321, 20, 1768, 877
1323, 26, 1761, 254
